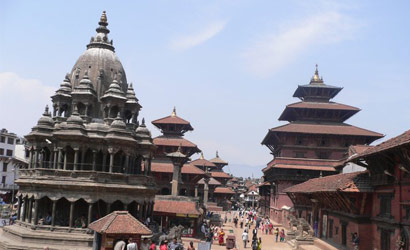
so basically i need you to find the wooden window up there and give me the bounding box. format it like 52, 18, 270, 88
1, 176, 5, 184
379, 194, 392, 217
0, 136, 5, 143
0, 148, 4, 155
2, 162, 7, 172
380, 229, 391, 250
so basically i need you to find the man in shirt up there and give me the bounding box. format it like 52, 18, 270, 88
140, 238, 149, 250
168, 237, 182, 250
114, 239, 126, 250
127, 238, 138, 250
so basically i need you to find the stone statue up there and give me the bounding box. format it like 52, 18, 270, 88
295, 218, 314, 240
159, 225, 185, 243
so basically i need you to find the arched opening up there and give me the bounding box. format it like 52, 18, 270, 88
55, 198, 70, 226
124, 109, 132, 123
128, 201, 138, 218
77, 102, 86, 115
65, 146, 75, 170
111, 200, 124, 212
74, 199, 88, 228
41, 147, 51, 168
110, 105, 119, 118
93, 200, 107, 220
82, 148, 93, 170
161, 188, 170, 195
179, 188, 187, 196
37, 196, 52, 225
113, 150, 124, 173
96, 150, 104, 172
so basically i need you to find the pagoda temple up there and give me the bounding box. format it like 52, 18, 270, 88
260, 65, 384, 224
0, 12, 157, 250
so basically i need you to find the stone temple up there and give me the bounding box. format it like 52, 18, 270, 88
0, 11, 157, 250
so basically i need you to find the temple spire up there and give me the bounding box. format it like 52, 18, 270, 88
171, 107, 177, 117
310, 64, 324, 84
87, 11, 114, 51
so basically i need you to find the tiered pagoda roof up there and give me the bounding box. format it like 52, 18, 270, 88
152, 107, 194, 135
262, 65, 383, 178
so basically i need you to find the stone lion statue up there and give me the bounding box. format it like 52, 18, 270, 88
159, 225, 185, 243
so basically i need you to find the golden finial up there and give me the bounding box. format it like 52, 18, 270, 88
313, 64, 320, 81
200, 152, 204, 159
171, 106, 177, 117
100, 11, 107, 23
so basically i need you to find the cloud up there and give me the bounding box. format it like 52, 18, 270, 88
242, 10, 360, 77
0, 72, 54, 136
170, 20, 227, 51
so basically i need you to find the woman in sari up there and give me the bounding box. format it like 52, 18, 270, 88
218, 228, 225, 245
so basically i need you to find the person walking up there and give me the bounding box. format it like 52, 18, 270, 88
280, 229, 285, 242
251, 239, 258, 250
352, 232, 360, 250
274, 228, 279, 242
187, 241, 195, 250
240, 217, 244, 229
218, 229, 225, 246
242, 230, 249, 248
257, 237, 262, 250
127, 238, 138, 250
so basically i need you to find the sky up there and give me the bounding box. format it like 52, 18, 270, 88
0, 0, 409, 178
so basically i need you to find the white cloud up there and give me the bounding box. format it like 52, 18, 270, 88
0, 72, 54, 136
170, 21, 227, 51
242, 10, 359, 77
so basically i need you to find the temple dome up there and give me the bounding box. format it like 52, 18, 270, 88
69, 11, 127, 100
37, 106, 54, 127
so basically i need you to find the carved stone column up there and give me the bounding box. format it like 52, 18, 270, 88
49, 149, 54, 169
63, 150, 68, 170
28, 149, 33, 168
33, 199, 39, 225
57, 148, 63, 169
87, 203, 93, 226
22, 197, 27, 222
109, 153, 114, 173
69, 201, 75, 228
53, 149, 58, 169
124, 154, 129, 174
73, 148, 79, 170
33, 149, 38, 168
102, 152, 107, 172
17, 196, 22, 220
92, 150, 97, 171
81, 149, 86, 170
27, 198, 33, 224
51, 200, 57, 227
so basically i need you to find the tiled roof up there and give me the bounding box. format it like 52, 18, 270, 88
152, 115, 192, 126
153, 136, 198, 148
211, 171, 232, 179
191, 158, 217, 168
286, 102, 360, 111
214, 187, 235, 194
88, 211, 151, 235
197, 177, 221, 185
273, 164, 337, 172
284, 171, 372, 193
268, 123, 384, 138
350, 130, 410, 160
150, 162, 205, 175
153, 200, 201, 215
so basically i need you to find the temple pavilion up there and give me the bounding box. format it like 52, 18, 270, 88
260, 65, 384, 225
0, 12, 157, 250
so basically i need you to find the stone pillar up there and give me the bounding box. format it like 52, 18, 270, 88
92, 150, 97, 171
17, 196, 22, 220
102, 152, 107, 172
22, 197, 27, 222
53, 149, 58, 169
57, 148, 63, 169
124, 155, 129, 174
51, 200, 57, 227
39, 150, 44, 168
63, 150, 68, 170
87, 203, 93, 226
171, 162, 182, 196
109, 153, 114, 173
204, 179, 209, 204
27, 198, 33, 224
33, 149, 38, 168
69, 201, 75, 228
81, 149, 86, 170
73, 148, 79, 170
33, 199, 39, 225
195, 185, 198, 197
28, 149, 33, 168
49, 150, 54, 169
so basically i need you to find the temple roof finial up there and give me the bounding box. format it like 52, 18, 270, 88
171, 106, 177, 117
216, 150, 219, 157
311, 64, 323, 83
141, 118, 145, 126
43, 105, 50, 116
100, 11, 107, 23
200, 152, 204, 159
177, 144, 182, 153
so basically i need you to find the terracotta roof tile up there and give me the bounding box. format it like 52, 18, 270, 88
268, 123, 384, 138
151, 162, 205, 175
152, 115, 191, 125
153, 136, 198, 148
284, 171, 372, 193
191, 158, 217, 168
286, 102, 360, 111
211, 171, 232, 179
197, 177, 221, 185
214, 187, 235, 194
88, 211, 152, 235
351, 130, 410, 160
272, 164, 337, 172
153, 200, 201, 215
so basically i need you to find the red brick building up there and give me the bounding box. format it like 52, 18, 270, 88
261, 66, 383, 224
285, 129, 410, 250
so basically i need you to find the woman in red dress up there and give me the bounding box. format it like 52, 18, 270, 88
218, 229, 225, 245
